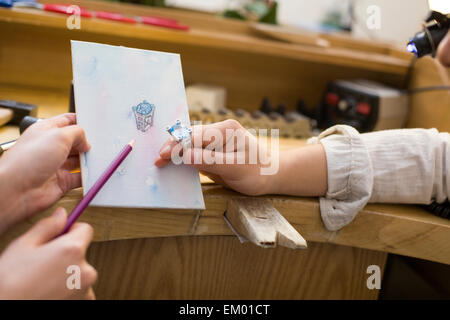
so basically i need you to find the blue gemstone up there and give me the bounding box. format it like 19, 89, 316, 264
133, 100, 154, 115
168, 122, 190, 141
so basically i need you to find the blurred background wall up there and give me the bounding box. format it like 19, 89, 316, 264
166, 0, 449, 47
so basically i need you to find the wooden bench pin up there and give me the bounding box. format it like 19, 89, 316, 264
225, 197, 307, 249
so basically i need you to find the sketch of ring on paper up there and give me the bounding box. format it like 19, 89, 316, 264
72, 41, 205, 210
132, 100, 155, 132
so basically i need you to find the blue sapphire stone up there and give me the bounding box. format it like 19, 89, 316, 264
133, 100, 154, 115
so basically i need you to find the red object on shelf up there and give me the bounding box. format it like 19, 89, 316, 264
43, 4, 93, 17
95, 11, 137, 24
325, 92, 339, 106
40, 4, 188, 29
140, 16, 189, 30
356, 102, 371, 115
145, 16, 179, 24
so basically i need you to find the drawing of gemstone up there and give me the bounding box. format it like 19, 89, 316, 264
132, 100, 155, 132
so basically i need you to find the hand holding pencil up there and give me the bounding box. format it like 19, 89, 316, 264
61, 139, 135, 235
0, 114, 90, 234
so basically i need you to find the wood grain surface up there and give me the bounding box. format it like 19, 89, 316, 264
226, 197, 307, 249
1, 186, 449, 265
87, 236, 387, 299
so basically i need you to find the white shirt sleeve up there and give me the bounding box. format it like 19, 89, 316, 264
308, 125, 450, 231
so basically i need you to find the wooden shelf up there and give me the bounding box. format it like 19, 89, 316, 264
0, 4, 410, 75
0, 0, 412, 111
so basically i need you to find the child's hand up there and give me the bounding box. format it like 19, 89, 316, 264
0, 208, 97, 300
0, 113, 90, 234
156, 119, 276, 196
155, 119, 327, 198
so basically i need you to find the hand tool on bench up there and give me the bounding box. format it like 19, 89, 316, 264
225, 197, 307, 249
0, 113, 40, 156
0, 100, 38, 128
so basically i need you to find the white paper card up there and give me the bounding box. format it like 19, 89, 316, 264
72, 41, 204, 209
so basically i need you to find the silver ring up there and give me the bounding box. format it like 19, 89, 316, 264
166, 119, 192, 149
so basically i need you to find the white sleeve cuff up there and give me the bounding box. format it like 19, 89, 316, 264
360, 129, 449, 204
308, 125, 373, 231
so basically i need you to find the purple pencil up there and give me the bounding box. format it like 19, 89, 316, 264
60, 139, 135, 235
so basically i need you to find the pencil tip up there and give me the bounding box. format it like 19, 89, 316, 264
129, 139, 136, 148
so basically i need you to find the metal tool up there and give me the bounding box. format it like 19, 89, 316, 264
407, 11, 450, 58
0, 100, 38, 128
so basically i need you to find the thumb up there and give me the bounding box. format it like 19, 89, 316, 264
437, 31, 450, 67
23, 208, 68, 246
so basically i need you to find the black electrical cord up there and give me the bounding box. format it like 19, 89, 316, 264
405, 85, 450, 94
421, 200, 450, 219
400, 55, 450, 94
348, 5, 450, 219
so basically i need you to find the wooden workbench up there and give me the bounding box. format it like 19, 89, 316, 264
1, 85, 449, 299
0, 1, 449, 299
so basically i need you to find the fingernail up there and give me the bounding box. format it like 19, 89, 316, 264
160, 145, 171, 155
155, 161, 163, 168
